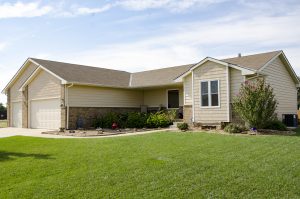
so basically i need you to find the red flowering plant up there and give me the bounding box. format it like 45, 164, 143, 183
233, 78, 278, 129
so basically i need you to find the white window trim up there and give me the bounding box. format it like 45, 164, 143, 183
166, 89, 180, 109
200, 79, 220, 108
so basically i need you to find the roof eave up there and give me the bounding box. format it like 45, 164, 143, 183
174, 57, 256, 82
258, 51, 300, 85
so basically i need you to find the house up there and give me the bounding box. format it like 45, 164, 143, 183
2, 50, 299, 129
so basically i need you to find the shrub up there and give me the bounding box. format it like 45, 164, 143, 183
224, 123, 246, 134
146, 112, 170, 128
127, 112, 147, 128
177, 123, 189, 131
93, 115, 104, 128
166, 109, 177, 123
233, 79, 277, 129
263, 120, 287, 131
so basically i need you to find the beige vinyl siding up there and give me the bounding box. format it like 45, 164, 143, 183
261, 57, 297, 117
143, 87, 183, 108
183, 74, 193, 105
68, 85, 143, 107
28, 70, 61, 100
193, 61, 228, 122
230, 68, 244, 102
10, 63, 38, 102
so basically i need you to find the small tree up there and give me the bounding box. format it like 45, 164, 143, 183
233, 79, 277, 128
0, 103, 7, 120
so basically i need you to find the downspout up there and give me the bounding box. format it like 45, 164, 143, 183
66, 83, 74, 129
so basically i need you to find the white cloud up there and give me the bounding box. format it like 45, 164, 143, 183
0, 2, 52, 19
55, 8, 300, 74
0, 42, 7, 51
76, 4, 112, 15
117, 0, 226, 12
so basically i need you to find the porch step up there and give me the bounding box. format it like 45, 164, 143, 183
169, 121, 184, 129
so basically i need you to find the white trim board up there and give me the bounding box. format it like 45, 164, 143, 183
175, 57, 255, 82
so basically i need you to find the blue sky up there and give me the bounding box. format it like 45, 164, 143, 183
1, 0, 300, 104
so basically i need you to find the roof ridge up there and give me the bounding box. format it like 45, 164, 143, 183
221, 50, 282, 60
132, 63, 195, 74
30, 57, 131, 74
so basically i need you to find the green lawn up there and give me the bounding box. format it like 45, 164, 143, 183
0, 132, 300, 198
0, 120, 7, 128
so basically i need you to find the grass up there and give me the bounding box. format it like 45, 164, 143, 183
0, 120, 7, 128
0, 132, 300, 198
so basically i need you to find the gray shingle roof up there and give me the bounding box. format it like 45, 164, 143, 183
30, 50, 281, 88
130, 64, 193, 87
221, 50, 281, 70
31, 58, 131, 88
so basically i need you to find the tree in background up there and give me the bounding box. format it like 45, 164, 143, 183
0, 103, 7, 120
233, 79, 277, 129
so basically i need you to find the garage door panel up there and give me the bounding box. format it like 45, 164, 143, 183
30, 99, 61, 129
12, 102, 22, 127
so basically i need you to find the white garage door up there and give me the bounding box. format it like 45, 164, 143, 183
12, 102, 22, 127
30, 98, 61, 129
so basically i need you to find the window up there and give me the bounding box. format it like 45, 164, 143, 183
168, 90, 179, 108
200, 80, 219, 107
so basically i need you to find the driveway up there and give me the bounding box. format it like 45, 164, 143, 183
0, 128, 72, 138
0, 127, 169, 139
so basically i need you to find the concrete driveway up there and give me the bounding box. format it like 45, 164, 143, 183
0, 127, 168, 139
0, 128, 72, 138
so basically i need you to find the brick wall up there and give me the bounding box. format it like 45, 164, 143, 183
68, 107, 140, 129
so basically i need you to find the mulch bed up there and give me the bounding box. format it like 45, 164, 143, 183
42, 128, 159, 137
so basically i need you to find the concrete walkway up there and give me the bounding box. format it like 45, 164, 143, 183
0, 127, 171, 139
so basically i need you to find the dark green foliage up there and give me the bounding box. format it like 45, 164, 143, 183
127, 112, 147, 128
93, 112, 119, 128
146, 112, 170, 128
233, 79, 277, 128
0, 103, 7, 120
93, 111, 173, 129
177, 123, 189, 131
224, 123, 246, 134
263, 120, 287, 131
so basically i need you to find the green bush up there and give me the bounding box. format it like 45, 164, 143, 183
93, 111, 172, 129
233, 79, 277, 128
127, 112, 147, 128
177, 123, 189, 131
224, 123, 246, 134
146, 112, 170, 128
263, 120, 287, 131
166, 109, 177, 123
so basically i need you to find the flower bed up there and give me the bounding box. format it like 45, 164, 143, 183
42, 128, 163, 137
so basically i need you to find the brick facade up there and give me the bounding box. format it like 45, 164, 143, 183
68, 107, 140, 129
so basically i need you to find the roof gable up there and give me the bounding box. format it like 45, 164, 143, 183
30, 58, 131, 88
175, 57, 256, 82
222, 50, 282, 70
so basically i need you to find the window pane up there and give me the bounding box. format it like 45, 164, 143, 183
202, 94, 209, 106
211, 80, 218, 94
201, 82, 208, 94
211, 94, 219, 106
168, 90, 179, 108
